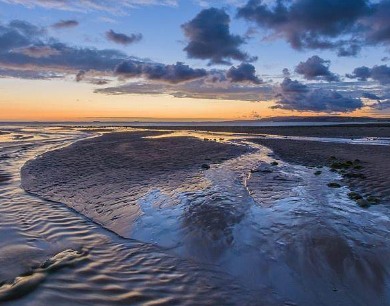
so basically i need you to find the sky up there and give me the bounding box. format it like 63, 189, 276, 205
1, 0, 390, 121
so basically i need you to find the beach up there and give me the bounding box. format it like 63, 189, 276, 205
0, 127, 259, 306
1, 125, 390, 306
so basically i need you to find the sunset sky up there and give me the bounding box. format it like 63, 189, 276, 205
1, 0, 390, 121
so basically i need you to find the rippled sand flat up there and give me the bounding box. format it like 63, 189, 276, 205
0, 127, 260, 306
2, 126, 390, 306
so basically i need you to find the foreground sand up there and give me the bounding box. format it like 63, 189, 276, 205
0, 127, 258, 306
15, 127, 390, 306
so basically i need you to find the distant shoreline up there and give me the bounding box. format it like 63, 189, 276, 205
1, 119, 390, 128
137, 124, 390, 138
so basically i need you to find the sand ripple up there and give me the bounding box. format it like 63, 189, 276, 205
3, 127, 390, 306
1, 128, 258, 306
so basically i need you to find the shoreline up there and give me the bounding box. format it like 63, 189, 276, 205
135, 125, 390, 138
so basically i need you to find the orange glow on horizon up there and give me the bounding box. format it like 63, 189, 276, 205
0, 78, 385, 122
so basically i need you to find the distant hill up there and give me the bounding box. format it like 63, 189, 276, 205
222, 116, 390, 124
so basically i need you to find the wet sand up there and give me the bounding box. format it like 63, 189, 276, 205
5, 126, 390, 305
22, 131, 250, 237
141, 124, 390, 138
252, 139, 390, 203
0, 127, 260, 306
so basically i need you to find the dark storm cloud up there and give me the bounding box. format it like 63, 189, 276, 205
226, 63, 262, 84
295, 55, 339, 82
346, 66, 372, 81
237, 0, 390, 56
114, 60, 207, 84
237, 0, 369, 55
182, 8, 256, 65
272, 77, 364, 113
106, 30, 143, 46
366, 65, 390, 85
364, 0, 390, 45
52, 20, 79, 29
347, 65, 390, 85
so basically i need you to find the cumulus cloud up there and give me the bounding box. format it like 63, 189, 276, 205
237, 0, 390, 56
0, 18, 265, 95
346, 66, 372, 81
272, 78, 364, 113
347, 65, 390, 85
106, 30, 143, 46
182, 8, 256, 65
52, 20, 79, 29
282, 68, 290, 77
295, 55, 339, 82
226, 63, 262, 84
114, 60, 207, 84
